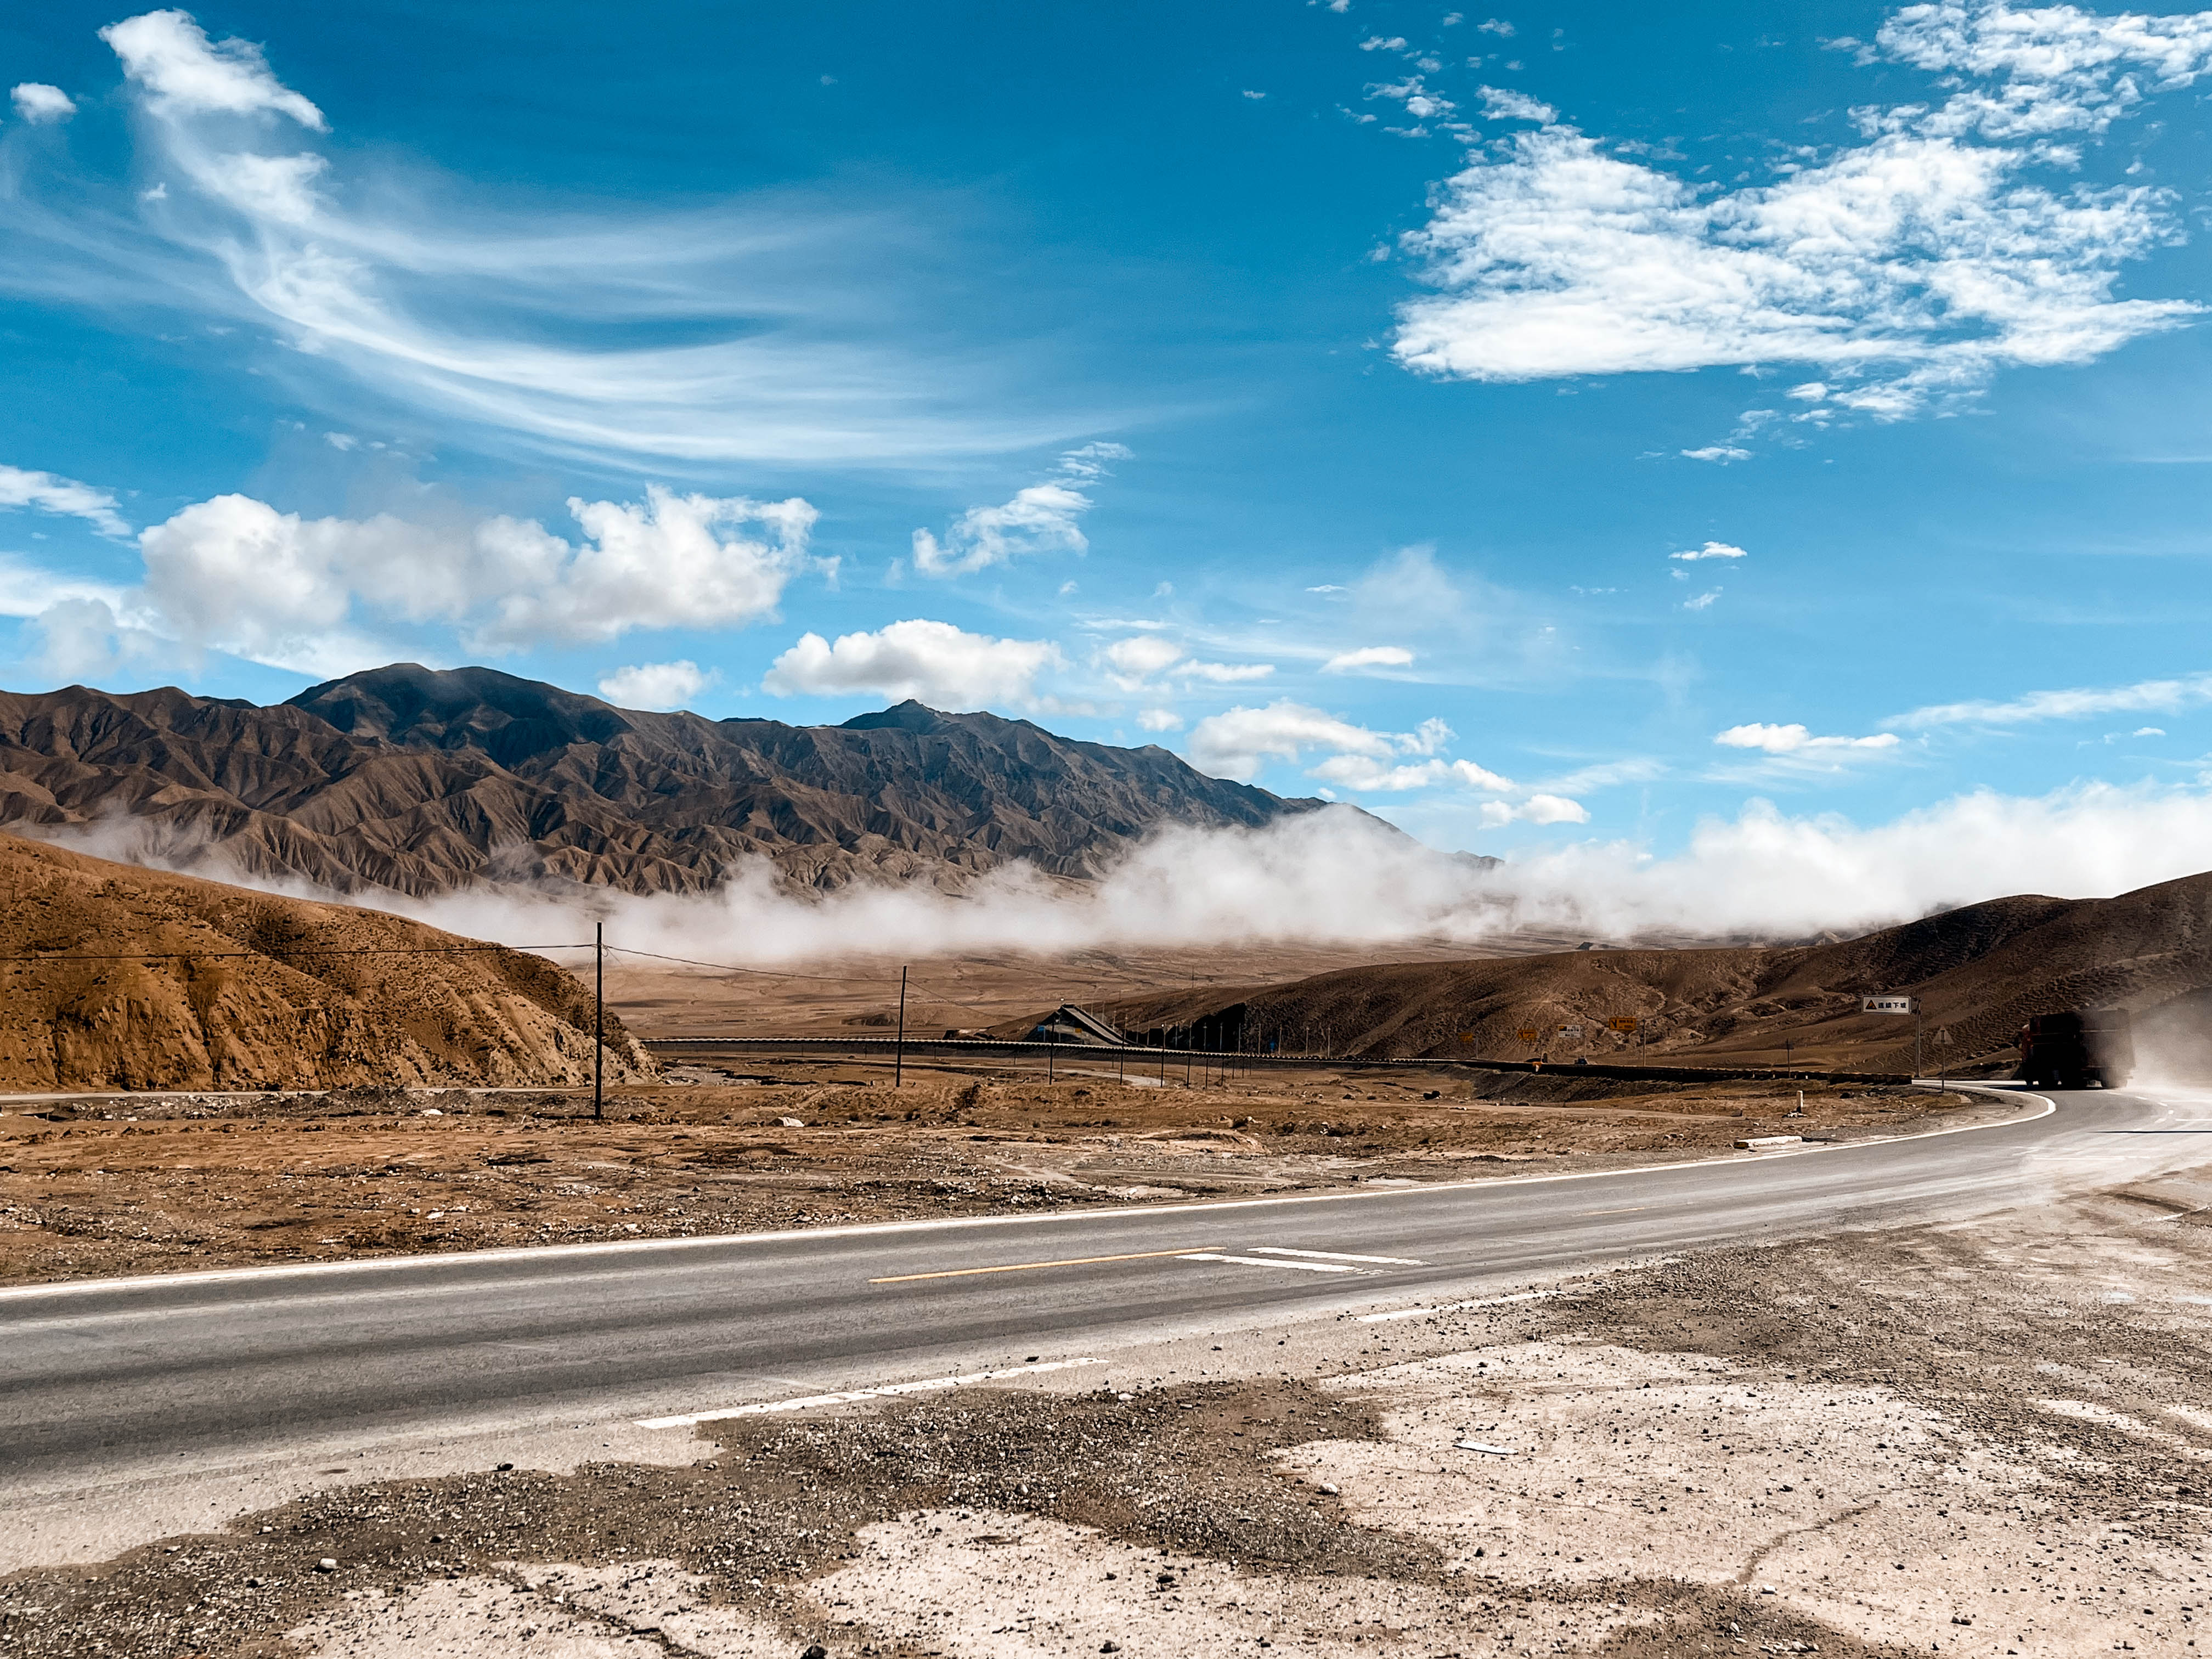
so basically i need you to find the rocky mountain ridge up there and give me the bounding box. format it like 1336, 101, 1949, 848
0, 663, 1335, 898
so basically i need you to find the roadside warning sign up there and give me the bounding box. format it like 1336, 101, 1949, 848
1515, 1028, 1540, 1043
1606, 1017, 1638, 1034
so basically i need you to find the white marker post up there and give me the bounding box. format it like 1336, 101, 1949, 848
1862, 995, 1920, 1079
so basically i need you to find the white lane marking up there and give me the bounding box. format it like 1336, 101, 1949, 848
1249, 1246, 1425, 1265
1455, 1440, 1516, 1456
635, 1357, 1104, 1429
1359, 1288, 1561, 1323
0, 1087, 2056, 1305
1180, 1252, 1363, 1273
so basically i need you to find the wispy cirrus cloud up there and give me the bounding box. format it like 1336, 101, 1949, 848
0, 464, 132, 538
1322, 644, 1414, 674
1716, 722, 1901, 755
1888, 669, 2212, 730
911, 443, 1132, 577
1183, 702, 1538, 807
1, 12, 1089, 472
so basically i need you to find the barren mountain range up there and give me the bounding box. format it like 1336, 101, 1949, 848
1071, 871, 2212, 1076
0, 663, 1331, 898
0, 830, 646, 1092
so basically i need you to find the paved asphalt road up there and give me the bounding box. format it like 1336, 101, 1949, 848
4, 1083, 2208, 1496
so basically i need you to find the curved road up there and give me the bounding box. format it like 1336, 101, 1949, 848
4, 1082, 2208, 1499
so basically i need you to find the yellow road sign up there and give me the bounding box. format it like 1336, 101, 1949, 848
1607, 1017, 1638, 1034
1515, 1028, 1540, 1043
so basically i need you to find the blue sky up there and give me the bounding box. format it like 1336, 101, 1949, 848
7, 0, 2212, 867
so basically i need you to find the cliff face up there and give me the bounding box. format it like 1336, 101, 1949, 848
0, 664, 1333, 898
0, 830, 646, 1092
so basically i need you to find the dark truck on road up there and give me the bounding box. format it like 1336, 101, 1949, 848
2018, 1008, 2134, 1090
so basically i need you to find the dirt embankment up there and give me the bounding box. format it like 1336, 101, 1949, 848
0, 830, 648, 1092
0, 1060, 1998, 1284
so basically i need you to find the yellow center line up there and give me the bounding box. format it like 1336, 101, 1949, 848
871, 1247, 1211, 1284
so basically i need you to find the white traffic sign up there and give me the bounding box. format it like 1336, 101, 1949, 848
1861, 996, 1916, 1015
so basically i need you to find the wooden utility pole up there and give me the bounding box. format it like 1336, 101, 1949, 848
895, 966, 908, 1087
593, 921, 605, 1123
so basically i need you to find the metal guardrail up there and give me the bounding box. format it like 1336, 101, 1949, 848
642, 1035, 1910, 1086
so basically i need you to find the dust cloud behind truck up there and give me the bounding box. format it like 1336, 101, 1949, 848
2018, 1008, 2134, 1090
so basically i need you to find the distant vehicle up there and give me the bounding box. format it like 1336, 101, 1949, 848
2017, 1008, 2134, 1090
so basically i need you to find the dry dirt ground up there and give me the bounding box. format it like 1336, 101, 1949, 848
11, 1160, 2212, 1657
595, 939, 1579, 1042
0, 1065, 2004, 1285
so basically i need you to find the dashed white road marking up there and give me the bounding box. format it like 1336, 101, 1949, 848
1179, 1252, 1364, 1273
1248, 1246, 1425, 1266
634, 1357, 1104, 1428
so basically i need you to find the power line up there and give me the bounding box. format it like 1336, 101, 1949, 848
0, 944, 585, 963
596, 944, 880, 984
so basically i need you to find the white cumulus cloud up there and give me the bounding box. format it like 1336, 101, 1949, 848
1477, 84, 1555, 121
1102, 633, 1273, 689
597, 660, 714, 710
1104, 635, 1189, 684
1186, 701, 1403, 782
762, 618, 1062, 710
1392, 71, 2196, 420
120, 485, 819, 674
101, 9, 326, 126
477, 489, 819, 648
10, 83, 77, 123
1877, 0, 2212, 139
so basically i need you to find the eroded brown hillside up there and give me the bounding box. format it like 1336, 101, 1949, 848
0, 831, 648, 1091
1064, 872, 2212, 1075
